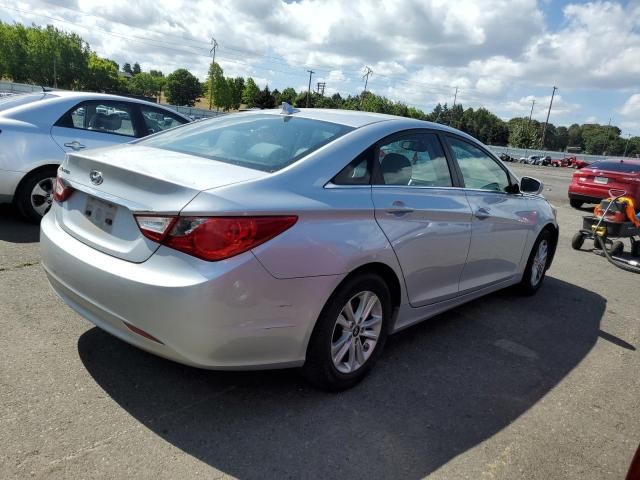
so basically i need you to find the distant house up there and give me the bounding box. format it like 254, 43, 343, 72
118, 71, 132, 79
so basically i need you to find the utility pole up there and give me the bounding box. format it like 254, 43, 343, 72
208, 37, 218, 110
306, 70, 315, 107
540, 86, 557, 149
527, 99, 535, 127
360, 66, 373, 108
316, 82, 326, 96
452, 86, 458, 107
448, 86, 459, 126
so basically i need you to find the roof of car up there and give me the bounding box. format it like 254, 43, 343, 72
241, 107, 464, 131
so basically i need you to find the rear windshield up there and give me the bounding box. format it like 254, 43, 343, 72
138, 113, 354, 172
588, 161, 640, 173
0, 93, 57, 112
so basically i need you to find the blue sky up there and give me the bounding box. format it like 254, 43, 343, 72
2, 0, 640, 134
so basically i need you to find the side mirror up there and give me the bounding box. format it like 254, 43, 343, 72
520, 176, 543, 195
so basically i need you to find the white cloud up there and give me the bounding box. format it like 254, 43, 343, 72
620, 94, 640, 117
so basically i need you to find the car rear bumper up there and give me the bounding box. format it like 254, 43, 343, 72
40, 212, 343, 370
568, 192, 603, 204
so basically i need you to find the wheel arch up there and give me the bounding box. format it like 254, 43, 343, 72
541, 222, 559, 270
13, 163, 60, 201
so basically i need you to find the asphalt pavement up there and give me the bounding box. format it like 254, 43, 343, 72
0, 164, 638, 479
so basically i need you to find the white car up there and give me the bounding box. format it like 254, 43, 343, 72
0, 91, 190, 222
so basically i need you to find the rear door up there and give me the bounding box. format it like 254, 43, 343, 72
50, 100, 142, 154
444, 136, 531, 292
372, 130, 472, 306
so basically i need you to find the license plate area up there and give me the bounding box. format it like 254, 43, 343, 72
84, 196, 117, 233
594, 176, 609, 184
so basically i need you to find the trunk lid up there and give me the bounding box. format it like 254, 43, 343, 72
55, 144, 267, 263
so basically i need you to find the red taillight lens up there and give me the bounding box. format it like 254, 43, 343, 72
53, 176, 74, 202
135, 215, 297, 261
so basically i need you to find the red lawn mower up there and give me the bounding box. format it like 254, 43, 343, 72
572, 189, 640, 273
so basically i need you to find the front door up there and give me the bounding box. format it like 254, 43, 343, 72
445, 136, 531, 292
372, 131, 472, 306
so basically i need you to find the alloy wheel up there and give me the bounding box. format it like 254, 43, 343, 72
530, 239, 548, 286
331, 291, 383, 374
30, 177, 55, 217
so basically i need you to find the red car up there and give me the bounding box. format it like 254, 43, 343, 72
568, 159, 640, 209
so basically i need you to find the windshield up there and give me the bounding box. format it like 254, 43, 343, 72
0, 93, 57, 112
139, 114, 353, 172
588, 161, 640, 173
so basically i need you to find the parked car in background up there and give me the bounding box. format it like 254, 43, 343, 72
0, 91, 190, 222
551, 156, 571, 167
568, 159, 640, 208
571, 158, 589, 169
539, 156, 551, 166
41, 108, 558, 390
520, 155, 542, 165
499, 153, 516, 162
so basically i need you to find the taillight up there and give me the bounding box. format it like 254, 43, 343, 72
53, 176, 74, 202
135, 215, 297, 261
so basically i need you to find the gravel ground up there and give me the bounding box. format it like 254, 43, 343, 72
0, 163, 638, 479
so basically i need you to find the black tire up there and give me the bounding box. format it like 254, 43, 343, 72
303, 273, 392, 391
571, 232, 585, 250
609, 240, 624, 256
569, 199, 583, 209
15, 166, 58, 223
631, 240, 640, 258
516, 230, 552, 296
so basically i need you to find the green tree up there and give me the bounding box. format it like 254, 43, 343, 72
280, 87, 297, 105
165, 69, 201, 106
129, 72, 157, 97
567, 124, 583, 150
230, 77, 244, 109
509, 120, 539, 148
83, 52, 120, 92
254, 85, 275, 109
122, 63, 132, 75
242, 77, 260, 107
132, 62, 141, 75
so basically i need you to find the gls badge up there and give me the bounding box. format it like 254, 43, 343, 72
89, 170, 103, 185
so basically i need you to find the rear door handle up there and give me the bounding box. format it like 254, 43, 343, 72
64, 141, 86, 151
474, 207, 491, 219
386, 200, 414, 216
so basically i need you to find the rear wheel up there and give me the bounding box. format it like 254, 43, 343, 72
609, 240, 624, 256
517, 230, 552, 296
569, 199, 583, 209
15, 166, 58, 223
303, 273, 391, 391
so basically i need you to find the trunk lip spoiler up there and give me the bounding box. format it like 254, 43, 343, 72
60, 177, 181, 215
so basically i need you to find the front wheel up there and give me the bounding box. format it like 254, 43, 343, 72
303, 273, 391, 391
571, 232, 585, 250
517, 230, 552, 296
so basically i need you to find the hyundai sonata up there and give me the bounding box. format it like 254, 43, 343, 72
41, 107, 558, 390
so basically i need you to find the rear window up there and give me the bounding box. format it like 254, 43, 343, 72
0, 93, 57, 112
588, 161, 640, 173
138, 114, 353, 172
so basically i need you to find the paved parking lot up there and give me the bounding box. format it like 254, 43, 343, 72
1, 164, 638, 479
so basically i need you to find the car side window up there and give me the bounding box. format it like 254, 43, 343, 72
374, 133, 452, 187
139, 105, 188, 134
448, 137, 510, 192
55, 101, 138, 137
332, 148, 373, 185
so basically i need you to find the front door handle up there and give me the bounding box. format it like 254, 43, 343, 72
386, 200, 414, 216
64, 141, 86, 151
474, 207, 491, 219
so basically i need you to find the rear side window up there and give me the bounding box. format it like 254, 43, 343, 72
375, 133, 452, 187
588, 161, 640, 173
139, 114, 353, 172
55, 101, 139, 137
139, 105, 188, 133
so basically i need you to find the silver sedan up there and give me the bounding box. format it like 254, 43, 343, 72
0, 91, 190, 222
40, 108, 558, 390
